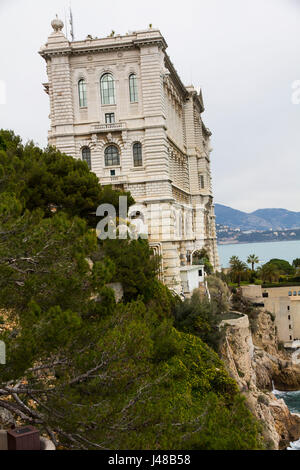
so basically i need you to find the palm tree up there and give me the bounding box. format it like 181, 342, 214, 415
247, 254, 260, 271
257, 263, 280, 283
229, 256, 248, 287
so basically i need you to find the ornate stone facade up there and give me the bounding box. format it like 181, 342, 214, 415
40, 20, 220, 293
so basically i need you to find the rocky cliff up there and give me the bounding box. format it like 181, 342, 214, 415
219, 311, 300, 449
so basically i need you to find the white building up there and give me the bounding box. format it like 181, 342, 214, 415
180, 265, 205, 297
40, 17, 220, 293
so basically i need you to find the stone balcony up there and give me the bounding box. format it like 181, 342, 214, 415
101, 177, 128, 187
92, 122, 126, 132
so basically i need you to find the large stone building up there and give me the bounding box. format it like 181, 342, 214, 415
40, 17, 220, 293
241, 285, 300, 347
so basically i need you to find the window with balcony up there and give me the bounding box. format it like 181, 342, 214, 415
133, 142, 142, 167
78, 79, 87, 107
82, 146, 91, 169
105, 145, 120, 166
129, 74, 138, 103
100, 73, 115, 105
105, 113, 115, 124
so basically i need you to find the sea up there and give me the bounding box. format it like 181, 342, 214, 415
273, 388, 300, 450
218, 240, 300, 268
218, 239, 300, 448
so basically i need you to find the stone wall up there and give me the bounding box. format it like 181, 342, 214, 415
40, 23, 220, 292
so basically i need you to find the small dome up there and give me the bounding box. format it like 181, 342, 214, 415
51, 15, 64, 32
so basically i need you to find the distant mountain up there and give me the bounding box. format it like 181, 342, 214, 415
215, 204, 300, 231
251, 208, 300, 229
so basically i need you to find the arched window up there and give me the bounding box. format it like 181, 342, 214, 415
78, 79, 87, 107
105, 145, 120, 166
129, 74, 138, 103
100, 73, 115, 105
133, 142, 142, 167
82, 146, 91, 169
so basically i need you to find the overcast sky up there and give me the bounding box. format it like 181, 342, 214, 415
1, 0, 300, 212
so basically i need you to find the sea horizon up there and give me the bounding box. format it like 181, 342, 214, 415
218, 239, 300, 269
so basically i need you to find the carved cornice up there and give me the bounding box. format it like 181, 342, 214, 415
133, 38, 167, 50
164, 55, 189, 99
164, 76, 183, 108
40, 31, 167, 60
202, 122, 212, 137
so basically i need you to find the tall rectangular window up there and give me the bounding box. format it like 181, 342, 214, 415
129, 74, 138, 103
82, 147, 91, 169
78, 79, 87, 107
199, 174, 205, 189
133, 142, 142, 167
100, 74, 115, 105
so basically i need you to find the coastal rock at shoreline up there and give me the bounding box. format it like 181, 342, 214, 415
272, 366, 300, 392
220, 310, 300, 449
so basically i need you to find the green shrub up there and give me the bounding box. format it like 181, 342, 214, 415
258, 394, 269, 406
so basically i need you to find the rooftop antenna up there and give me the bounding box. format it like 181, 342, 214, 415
64, 8, 69, 39
69, 3, 75, 41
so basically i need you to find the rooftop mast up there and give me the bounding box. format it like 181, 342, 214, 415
69, 4, 75, 41
64, 9, 69, 39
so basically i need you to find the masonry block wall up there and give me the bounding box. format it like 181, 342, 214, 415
40, 21, 220, 293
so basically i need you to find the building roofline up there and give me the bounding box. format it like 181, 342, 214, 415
39, 26, 207, 116
39, 29, 167, 59
164, 54, 189, 99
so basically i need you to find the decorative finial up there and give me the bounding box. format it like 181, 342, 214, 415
51, 14, 64, 32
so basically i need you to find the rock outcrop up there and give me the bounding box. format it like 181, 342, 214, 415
220, 311, 300, 449
0, 408, 15, 429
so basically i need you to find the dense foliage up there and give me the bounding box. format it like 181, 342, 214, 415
229, 256, 249, 286
227, 254, 299, 287
192, 248, 213, 275
174, 276, 231, 351
0, 130, 264, 450
0, 130, 134, 225
263, 259, 295, 276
